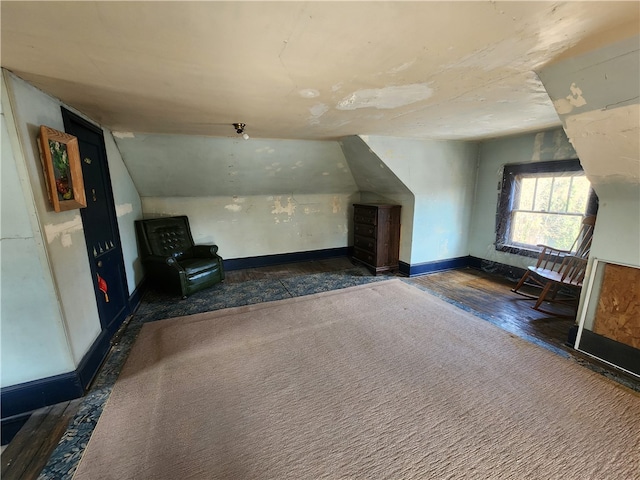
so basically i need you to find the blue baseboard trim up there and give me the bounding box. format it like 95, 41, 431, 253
399, 255, 529, 280
1, 283, 145, 434
127, 277, 146, 313
468, 256, 483, 269
77, 281, 145, 389
224, 247, 349, 271
1, 372, 84, 445
1, 372, 83, 420
468, 256, 527, 281
1, 414, 30, 445
399, 256, 472, 277
76, 329, 111, 389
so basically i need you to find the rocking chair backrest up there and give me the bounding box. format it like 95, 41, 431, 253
571, 215, 597, 259
559, 255, 589, 287
512, 215, 597, 314
534, 215, 596, 273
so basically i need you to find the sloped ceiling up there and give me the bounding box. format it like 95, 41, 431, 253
340, 136, 411, 196
537, 35, 640, 186
2, 1, 638, 141
115, 134, 356, 196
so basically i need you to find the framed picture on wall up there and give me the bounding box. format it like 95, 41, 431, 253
37, 125, 87, 212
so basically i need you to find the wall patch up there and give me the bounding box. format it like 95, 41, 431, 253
115, 203, 133, 217
44, 215, 83, 246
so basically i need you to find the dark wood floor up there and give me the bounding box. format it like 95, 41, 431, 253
0, 259, 610, 479
1, 400, 82, 480
229, 258, 577, 351
408, 267, 577, 352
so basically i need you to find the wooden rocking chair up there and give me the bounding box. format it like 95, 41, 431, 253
511, 216, 596, 316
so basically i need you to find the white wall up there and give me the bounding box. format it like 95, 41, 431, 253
116, 133, 359, 259
587, 183, 640, 267
1, 70, 143, 387
1, 75, 74, 386
362, 136, 478, 265
103, 131, 144, 293
468, 128, 577, 270
142, 193, 356, 259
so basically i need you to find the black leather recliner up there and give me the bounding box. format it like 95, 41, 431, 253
135, 215, 225, 298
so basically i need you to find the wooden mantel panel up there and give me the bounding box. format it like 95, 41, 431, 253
592, 263, 640, 349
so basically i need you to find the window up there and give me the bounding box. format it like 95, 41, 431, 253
496, 159, 598, 255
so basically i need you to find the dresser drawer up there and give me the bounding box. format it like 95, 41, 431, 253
353, 207, 377, 225
354, 234, 376, 252
353, 247, 375, 265
354, 223, 376, 238
351, 203, 401, 275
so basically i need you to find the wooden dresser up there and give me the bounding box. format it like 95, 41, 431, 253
352, 203, 401, 275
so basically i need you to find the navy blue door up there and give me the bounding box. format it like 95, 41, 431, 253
62, 109, 129, 336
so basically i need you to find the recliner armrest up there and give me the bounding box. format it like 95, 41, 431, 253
191, 245, 220, 257
143, 254, 185, 271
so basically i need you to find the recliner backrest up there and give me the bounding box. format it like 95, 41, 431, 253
136, 216, 195, 259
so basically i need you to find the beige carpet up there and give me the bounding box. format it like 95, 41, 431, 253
73, 279, 640, 479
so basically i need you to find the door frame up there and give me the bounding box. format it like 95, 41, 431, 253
61, 107, 131, 387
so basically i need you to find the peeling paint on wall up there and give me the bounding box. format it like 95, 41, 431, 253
224, 196, 246, 211
255, 147, 276, 154
112, 131, 135, 139
115, 203, 133, 217
553, 82, 587, 114
272, 196, 296, 216
44, 215, 83, 246
532, 130, 576, 161
336, 83, 433, 110
332, 196, 341, 213
303, 206, 321, 215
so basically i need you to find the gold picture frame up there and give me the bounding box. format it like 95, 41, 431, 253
38, 125, 87, 212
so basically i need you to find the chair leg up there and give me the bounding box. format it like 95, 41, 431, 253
532, 281, 554, 312
511, 271, 531, 294
548, 283, 561, 301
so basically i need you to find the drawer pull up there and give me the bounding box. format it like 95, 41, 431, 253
354, 224, 375, 236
